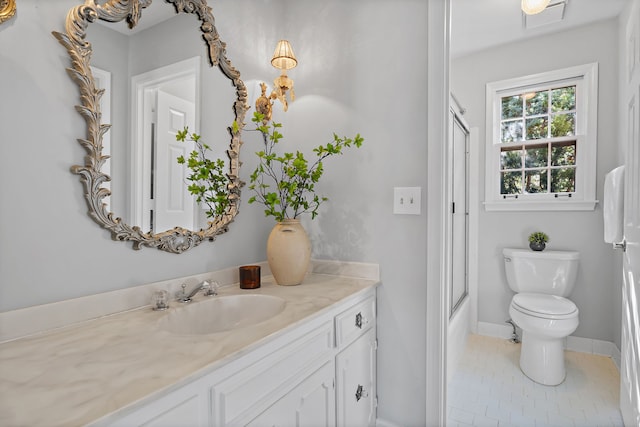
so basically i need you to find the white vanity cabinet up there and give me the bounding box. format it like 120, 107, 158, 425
335, 296, 377, 427
97, 288, 376, 427
243, 294, 377, 427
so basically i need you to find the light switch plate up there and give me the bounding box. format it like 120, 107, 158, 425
393, 187, 421, 215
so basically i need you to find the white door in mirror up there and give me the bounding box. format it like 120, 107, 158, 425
154, 90, 196, 232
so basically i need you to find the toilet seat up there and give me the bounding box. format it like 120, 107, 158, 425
511, 293, 578, 320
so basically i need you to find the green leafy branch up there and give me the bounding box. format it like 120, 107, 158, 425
248, 112, 363, 221
176, 128, 230, 218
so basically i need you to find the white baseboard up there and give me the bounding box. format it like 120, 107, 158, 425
376, 418, 401, 427
477, 321, 622, 372
566, 335, 622, 370
611, 345, 622, 371
477, 321, 513, 339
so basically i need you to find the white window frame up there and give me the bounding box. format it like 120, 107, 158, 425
484, 63, 599, 211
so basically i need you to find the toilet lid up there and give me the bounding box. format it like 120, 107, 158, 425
512, 293, 578, 318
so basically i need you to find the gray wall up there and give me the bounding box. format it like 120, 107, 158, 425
280, 4, 429, 423
0, 1, 429, 425
452, 19, 622, 343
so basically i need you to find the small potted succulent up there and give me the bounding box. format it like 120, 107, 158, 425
528, 231, 549, 251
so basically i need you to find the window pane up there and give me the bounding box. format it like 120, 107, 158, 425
550, 113, 575, 137
524, 170, 548, 193
526, 91, 548, 116
501, 120, 523, 142
501, 171, 522, 194
551, 141, 576, 166
551, 168, 576, 192
525, 145, 548, 168
500, 147, 522, 169
551, 86, 576, 112
501, 95, 523, 119
525, 117, 548, 139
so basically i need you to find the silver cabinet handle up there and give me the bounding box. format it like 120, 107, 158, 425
355, 384, 368, 402
355, 312, 363, 329
613, 240, 627, 252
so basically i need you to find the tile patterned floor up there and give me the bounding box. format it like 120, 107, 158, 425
447, 334, 624, 427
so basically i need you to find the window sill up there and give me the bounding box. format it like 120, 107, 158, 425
484, 199, 598, 212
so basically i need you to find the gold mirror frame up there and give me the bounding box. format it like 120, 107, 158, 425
0, 0, 16, 24
53, 0, 248, 253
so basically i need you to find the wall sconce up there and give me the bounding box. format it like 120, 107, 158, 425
521, 0, 551, 15
255, 40, 298, 121
271, 40, 297, 111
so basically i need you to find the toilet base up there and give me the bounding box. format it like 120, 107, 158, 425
519, 331, 566, 386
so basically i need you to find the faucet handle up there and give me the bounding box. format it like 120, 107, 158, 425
176, 283, 191, 303
203, 280, 219, 296
151, 290, 169, 311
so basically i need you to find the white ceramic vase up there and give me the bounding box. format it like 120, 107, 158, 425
267, 219, 311, 286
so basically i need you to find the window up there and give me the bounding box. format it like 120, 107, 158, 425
484, 63, 598, 211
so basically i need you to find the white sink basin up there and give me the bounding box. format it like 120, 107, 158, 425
159, 294, 286, 335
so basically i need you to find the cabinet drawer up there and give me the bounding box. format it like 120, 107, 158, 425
335, 295, 375, 349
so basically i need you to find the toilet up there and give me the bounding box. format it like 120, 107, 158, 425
503, 248, 580, 386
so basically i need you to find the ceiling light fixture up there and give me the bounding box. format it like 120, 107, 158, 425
521, 0, 551, 15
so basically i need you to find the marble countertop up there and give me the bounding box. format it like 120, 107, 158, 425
0, 273, 378, 427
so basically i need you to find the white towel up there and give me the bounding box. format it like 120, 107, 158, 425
603, 166, 625, 243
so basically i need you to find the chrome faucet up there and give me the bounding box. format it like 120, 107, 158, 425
176, 280, 218, 303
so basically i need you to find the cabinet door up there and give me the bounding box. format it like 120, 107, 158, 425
102, 390, 206, 427
213, 321, 334, 426
336, 328, 376, 427
247, 361, 336, 427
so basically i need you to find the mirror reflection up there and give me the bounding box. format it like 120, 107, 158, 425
54, 0, 247, 253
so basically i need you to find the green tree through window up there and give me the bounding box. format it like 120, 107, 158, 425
499, 86, 577, 196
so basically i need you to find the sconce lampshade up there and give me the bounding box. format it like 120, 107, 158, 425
271, 40, 298, 71
521, 0, 551, 15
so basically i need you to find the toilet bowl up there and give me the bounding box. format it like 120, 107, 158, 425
509, 293, 579, 385
503, 248, 580, 386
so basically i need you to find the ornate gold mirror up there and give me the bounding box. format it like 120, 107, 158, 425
53, 0, 248, 253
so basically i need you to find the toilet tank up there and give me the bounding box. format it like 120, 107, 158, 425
503, 248, 580, 296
